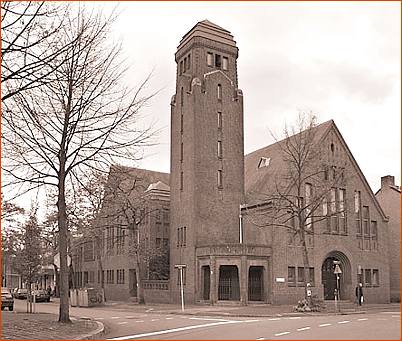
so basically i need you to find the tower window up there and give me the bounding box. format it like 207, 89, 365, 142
217, 84, 222, 100
180, 87, 184, 107
215, 54, 221, 68
187, 54, 191, 69
222, 57, 228, 70
180, 142, 183, 162
179, 61, 183, 75
217, 140, 223, 159
183, 57, 187, 72
207, 52, 213, 66
217, 170, 223, 189
217, 111, 222, 129
180, 171, 183, 191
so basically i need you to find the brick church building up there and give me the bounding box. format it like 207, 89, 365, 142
71, 20, 393, 305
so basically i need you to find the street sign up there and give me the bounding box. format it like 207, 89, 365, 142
53, 253, 71, 269
334, 264, 342, 274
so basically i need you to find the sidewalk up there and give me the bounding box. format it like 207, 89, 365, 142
1, 311, 104, 340
101, 300, 400, 317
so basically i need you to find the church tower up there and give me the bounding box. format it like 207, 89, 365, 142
170, 20, 245, 303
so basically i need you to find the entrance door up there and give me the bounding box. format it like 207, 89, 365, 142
321, 257, 339, 300
218, 265, 240, 301
202, 266, 210, 300
129, 269, 137, 297
248, 266, 264, 301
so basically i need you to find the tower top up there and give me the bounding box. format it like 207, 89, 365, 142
177, 20, 237, 51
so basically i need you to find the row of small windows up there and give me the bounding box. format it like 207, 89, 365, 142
355, 191, 378, 251
177, 226, 186, 247
288, 267, 315, 287
179, 54, 191, 75
322, 187, 347, 234
207, 52, 228, 70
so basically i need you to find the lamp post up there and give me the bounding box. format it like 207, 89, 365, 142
175, 264, 186, 312
333, 260, 342, 312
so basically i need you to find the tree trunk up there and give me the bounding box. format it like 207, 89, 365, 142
136, 255, 144, 304
57, 165, 71, 323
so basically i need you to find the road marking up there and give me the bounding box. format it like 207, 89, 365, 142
392, 315, 400, 318
189, 317, 232, 322
274, 331, 290, 337
338, 320, 350, 324
94, 317, 104, 320
357, 318, 368, 321
244, 319, 260, 323
107, 320, 241, 340
146, 308, 154, 312
319, 323, 331, 327
165, 317, 174, 320
256, 338, 266, 340
111, 316, 120, 319
118, 322, 128, 325
125, 316, 135, 319
297, 327, 311, 331
151, 319, 159, 322
134, 320, 144, 323
269, 318, 281, 321
380, 312, 400, 314
288, 317, 301, 320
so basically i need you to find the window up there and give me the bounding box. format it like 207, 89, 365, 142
84, 271, 88, 286
84, 240, 94, 261
177, 228, 180, 247
222, 57, 228, 70
180, 142, 183, 162
156, 238, 161, 247
308, 267, 315, 286
207, 52, 213, 66
339, 189, 346, 233
217, 170, 223, 188
117, 269, 125, 284
364, 237, 371, 250
107, 270, 114, 284
217, 84, 222, 100
187, 54, 191, 69
354, 191, 361, 213
180, 87, 184, 107
179, 60, 183, 75
330, 188, 338, 232
297, 267, 305, 285
180, 171, 183, 191
117, 227, 125, 255
180, 113, 184, 133
372, 269, 379, 286
258, 157, 271, 168
183, 57, 187, 72
89, 271, 95, 283
217, 111, 222, 129
322, 197, 330, 232
106, 227, 115, 255
305, 183, 312, 229
177, 227, 186, 247
363, 206, 369, 236
215, 54, 221, 68
217, 140, 223, 158
183, 226, 186, 246
288, 267, 296, 286
371, 221, 378, 250
364, 269, 371, 286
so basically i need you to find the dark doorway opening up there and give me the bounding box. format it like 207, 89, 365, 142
129, 269, 137, 297
201, 265, 210, 300
322, 257, 339, 300
218, 265, 240, 301
248, 266, 264, 301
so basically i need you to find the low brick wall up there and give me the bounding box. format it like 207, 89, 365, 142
143, 280, 171, 303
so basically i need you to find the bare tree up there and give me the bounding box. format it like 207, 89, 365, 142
1, 1, 72, 102
244, 114, 347, 306
2, 8, 156, 323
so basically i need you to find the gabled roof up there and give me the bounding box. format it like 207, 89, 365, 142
244, 119, 388, 221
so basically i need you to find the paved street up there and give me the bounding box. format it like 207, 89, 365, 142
11, 299, 400, 340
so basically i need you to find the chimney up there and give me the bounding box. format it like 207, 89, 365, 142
381, 175, 395, 189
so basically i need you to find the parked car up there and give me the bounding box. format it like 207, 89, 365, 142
14, 288, 28, 299
29, 289, 50, 302
1, 287, 14, 311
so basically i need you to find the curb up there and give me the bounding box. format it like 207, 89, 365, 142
76, 320, 105, 340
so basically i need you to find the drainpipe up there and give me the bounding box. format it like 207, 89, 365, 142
239, 204, 245, 244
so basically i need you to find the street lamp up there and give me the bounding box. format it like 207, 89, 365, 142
333, 260, 342, 312
175, 264, 186, 312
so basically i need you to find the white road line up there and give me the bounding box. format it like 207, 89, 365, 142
145, 308, 154, 312
134, 320, 144, 323
274, 331, 290, 337
244, 319, 260, 323
357, 318, 368, 321
319, 323, 331, 327
269, 318, 281, 321
338, 321, 350, 324
125, 316, 135, 319
111, 316, 120, 319
297, 327, 311, 331
165, 317, 174, 320
380, 312, 400, 314
107, 320, 241, 340
392, 315, 400, 318
256, 338, 266, 340
117, 322, 128, 325
288, 317, 301, 320
151, 319, 159, 322
189, 317, 232, 322
94, 317, 104, 320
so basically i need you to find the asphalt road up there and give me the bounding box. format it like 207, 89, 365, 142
12, 299, 401, 340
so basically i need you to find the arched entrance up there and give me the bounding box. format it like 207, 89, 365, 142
321, 251, 351, 300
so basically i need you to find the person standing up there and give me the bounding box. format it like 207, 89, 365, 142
355, 283, 364, 306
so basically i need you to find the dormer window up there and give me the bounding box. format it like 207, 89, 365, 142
258, 157, 271, 168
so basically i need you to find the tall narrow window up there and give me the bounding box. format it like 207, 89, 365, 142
177, 228, 180, 247
180, 87, 184, 107
180, 113, 183, 133
187, 54, 191, 69
215, 54, 221, 68
207, 52, 213, 66
183, 57, 187, 72
180, 171, 183, 191
180, 142, 183, 162
371, 220, 378, 250
363, 206, 369, 235
297, 267, 305, 285
222, 57, 228, 70
179, 61, 183, 75
330, 188, 338, 232
217, 84, 222, 100
339, 189, 346, 233
322, 196, 330, 232
288, 267, 296, 286
355, 191, 362, 235
217, 170, 223, 189
305, 183, 312, 229
183, 227, 186, 247
217, 111, 222, 129
364, 269, 372, 285
372, 269, 379, 286
217, 140, 223, 159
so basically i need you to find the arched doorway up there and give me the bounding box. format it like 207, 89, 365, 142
321, 251, 351, 300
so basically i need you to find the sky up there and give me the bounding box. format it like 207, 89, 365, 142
96, 0, 400, 194
8, 1, 401, 213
